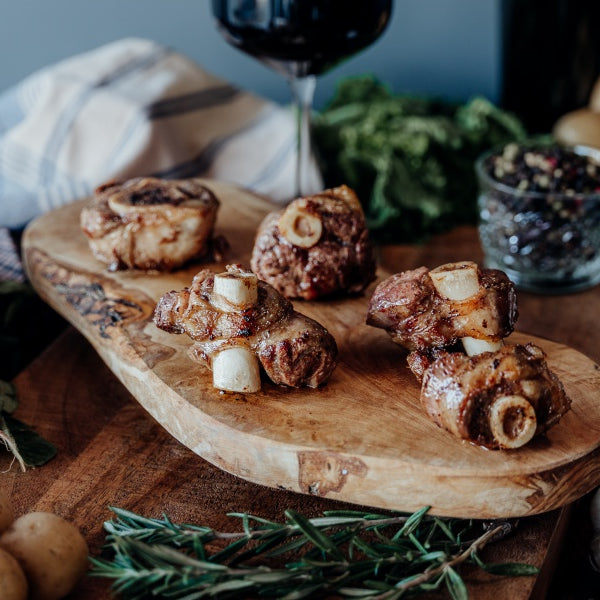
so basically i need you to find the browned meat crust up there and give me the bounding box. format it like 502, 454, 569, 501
366, 265, 518, 351
153, 267, 338, 389
419, 344, 571, 449
255, 313, 338, 388
367, 262, 570, 449
250, 185, 376, 299
80, 177, 220, 271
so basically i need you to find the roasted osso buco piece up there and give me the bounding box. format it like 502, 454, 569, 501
367, 261, 571, 449
81, 177, 220, 271
251, 185, 376, 299
153, 264, 338, 393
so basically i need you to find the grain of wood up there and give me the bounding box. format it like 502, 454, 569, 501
21, 181, 600, 519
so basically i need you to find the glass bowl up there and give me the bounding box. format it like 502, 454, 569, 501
475, 144, 600, 293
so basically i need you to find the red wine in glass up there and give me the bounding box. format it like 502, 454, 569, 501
212, 0, 393, 196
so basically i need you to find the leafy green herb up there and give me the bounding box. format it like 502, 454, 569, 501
1, 412, 57, 468
0, 379, 57, 470
0, 278, 62, 469
90, 506, 537, 598
0, 379, 19, 413
313, 75, 528, 243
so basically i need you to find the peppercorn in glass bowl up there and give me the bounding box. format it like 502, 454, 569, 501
476, 143, 600, 293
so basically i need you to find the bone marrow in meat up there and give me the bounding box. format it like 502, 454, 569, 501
366, 262, 518, 354
153, 264, 338, 392
419, 344, 571, 449
251, 185, 376, 300
367, 261, 570, 449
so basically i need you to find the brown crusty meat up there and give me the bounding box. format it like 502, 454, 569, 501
154, 265, 338, 389
250, 185, 376, 300
367, 261, 570, 450
366, 264, 518, 352
418, 343, 571, 449
81, 177, 220, 271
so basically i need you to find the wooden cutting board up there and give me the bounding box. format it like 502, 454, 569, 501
22, 180, 600, 519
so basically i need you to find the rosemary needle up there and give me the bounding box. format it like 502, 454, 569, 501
90, 506, 538, 599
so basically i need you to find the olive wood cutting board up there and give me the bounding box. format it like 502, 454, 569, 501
22, 180, 600, 519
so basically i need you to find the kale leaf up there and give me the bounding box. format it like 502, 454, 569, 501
313, 76, 528, 243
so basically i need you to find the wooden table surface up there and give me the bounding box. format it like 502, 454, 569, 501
3, 225, 600, 599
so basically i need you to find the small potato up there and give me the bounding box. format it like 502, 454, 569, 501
0, 512, 89, 600
0, 488, 14, 533
0, 546, 28, 600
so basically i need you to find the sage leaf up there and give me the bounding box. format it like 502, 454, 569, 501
0, 414, 26, 471
0, 380, 18, 413
1, 413, 56, 467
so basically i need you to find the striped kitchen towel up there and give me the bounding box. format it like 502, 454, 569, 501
0, 37, 322, 281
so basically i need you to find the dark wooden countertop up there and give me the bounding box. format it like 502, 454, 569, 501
3, 226, 600, 599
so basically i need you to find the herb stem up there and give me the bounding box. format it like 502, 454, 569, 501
373, 523, 507, 599
92, 507, 534, 599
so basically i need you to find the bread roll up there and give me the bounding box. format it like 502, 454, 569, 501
553, 108, 600, 149
588, 77, 600, 112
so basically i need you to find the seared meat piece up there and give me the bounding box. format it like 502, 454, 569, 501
81, 177, 220, 271
405, 346, 451, 382
367, 262, 517, 353
154, 268, 291, 340
250, 185, 376, 300
419, 343, 571, 449
255, 313, 338, 388
368, 260, 569, 450
154, 265, 337, 391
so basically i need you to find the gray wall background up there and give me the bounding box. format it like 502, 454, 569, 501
0, 0, 501, 108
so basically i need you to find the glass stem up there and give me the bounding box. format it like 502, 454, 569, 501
289, 75, 317, 198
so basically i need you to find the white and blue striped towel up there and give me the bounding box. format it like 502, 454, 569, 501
0, 37, 322, 280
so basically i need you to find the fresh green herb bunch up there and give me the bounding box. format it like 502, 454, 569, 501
312, 75, 528, 244
90, 506, 537, 599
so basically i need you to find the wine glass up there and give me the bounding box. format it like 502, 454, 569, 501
211, 0, 393, 198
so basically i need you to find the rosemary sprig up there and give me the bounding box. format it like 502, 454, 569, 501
90, 506, 538, 599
